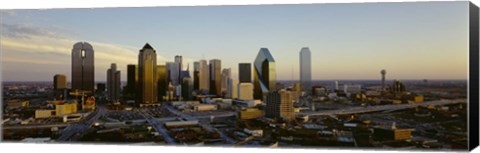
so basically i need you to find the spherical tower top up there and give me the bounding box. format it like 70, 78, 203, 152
381, 69, 386, 75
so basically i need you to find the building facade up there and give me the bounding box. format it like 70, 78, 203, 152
300, 47, 312, 93
138, 43, 158, 105
71, 42, 95, 93
107, 63, 121, 102
265, 90, 295, 122
239, 63, 252, 83
253, 48, 276, 100
209, 59, 222, 96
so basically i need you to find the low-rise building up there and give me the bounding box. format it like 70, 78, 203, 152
239, 108, 264, 120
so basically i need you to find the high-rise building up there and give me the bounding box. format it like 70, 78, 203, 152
71, 42, 94, 93
157, 65, 167, 102
253, 48, 276, 100
221, 68, 231, 98
181, 76, 193, 100
239, 63, 252, 83
230, 79, 239, 99
334, 81, 339, 91
175, 55, 183, 82
300, 47, 312, 93
126, 65, 136, 95
193, 61, 200, 90
53, 74, 67, 90
107, 63, 121, 102
167, 62, 180, 86
199, 59, 210, 94
265, 90, 295, 122
209, 59, 222, 96
381, 69, 387, 91
138, 43, 158, 105
238, 83, 254, 100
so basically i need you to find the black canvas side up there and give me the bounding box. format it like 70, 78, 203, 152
469, 1, 479, 151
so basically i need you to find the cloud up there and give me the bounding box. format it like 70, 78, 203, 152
1, 23, 64, 39
1, 23, 164, 81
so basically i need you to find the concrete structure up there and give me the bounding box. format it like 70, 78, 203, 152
238, 83, 254, 100
71, 42, 95, 93
239, 63, 252, 83
299, 47, 311, 93
265, 90, 295, 122
239, 108, 264, 120
107, 63, 121, 102
199, 59, 210, 93
209, 59, 222, 96
253, 48, 276, 100
138, 43, 158, 105
167, 62, 180, 86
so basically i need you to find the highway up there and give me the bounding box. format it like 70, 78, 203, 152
2, 124, 68, 130
56, 106, 107, 142
137, 109, 177, 145
306, 99, 466, 117
164, 104, 238, 144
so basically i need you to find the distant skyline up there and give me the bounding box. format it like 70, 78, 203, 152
0, 1, 469, 82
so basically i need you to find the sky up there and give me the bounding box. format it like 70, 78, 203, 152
0, 1, 470, 82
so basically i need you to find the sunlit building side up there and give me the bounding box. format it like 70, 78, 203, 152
253, 48, 276, 100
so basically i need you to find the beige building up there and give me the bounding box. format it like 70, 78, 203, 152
266, 90, 295, 122
238, 83, 254, 100
239, 108, 264, 120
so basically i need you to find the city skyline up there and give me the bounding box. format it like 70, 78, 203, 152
0, 2, 469, 82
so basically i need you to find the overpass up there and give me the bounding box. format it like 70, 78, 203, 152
305, 99, 466, 117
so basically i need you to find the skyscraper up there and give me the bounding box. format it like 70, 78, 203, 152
126, 65, 136, 91
265, 90, 295, 122
221, 68, 232, 98
53, 74, 67, 90
193, 61, 200, 90
167, 62, 180, 86
239, 63, 252, 83
253, 48, 276, 100
138, 43, 158, 105
157, 65, 167, 102
181, 76, 193, 100
107, 63, 121, 102
175, 55, 183, 82
300, 47, 312, 93
199, 59, 210, 94
71, 42, 94, 93
209, 59, 222, 96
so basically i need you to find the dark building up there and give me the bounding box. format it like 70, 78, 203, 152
209, 59, 221, 96
97, 83, 106, 93
107, 63, 121, 102
71, 42, 95, 94
239, 63, 252, 83
182, 76, 193, 101
193, 61, 200, 90
126, 64, 137, 95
